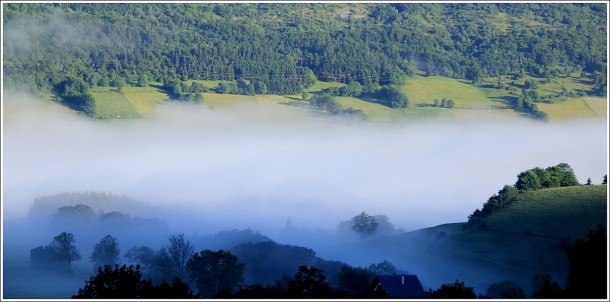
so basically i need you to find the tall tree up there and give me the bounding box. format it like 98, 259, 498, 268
124, 246, 156, 278
287, 265, 334, 298
90, 235, 120, 269
162, 234, 194, 280
46, 231, 81, 272
565, 225, 607, 298
186, 249, 244, 298
351, 212, 379, 237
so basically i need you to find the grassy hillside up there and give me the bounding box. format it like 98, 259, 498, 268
333, 185, 607, 295
88, 72, 606, 122
484, 185, 607, 240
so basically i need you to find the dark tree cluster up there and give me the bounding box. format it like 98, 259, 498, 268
40, 229, 410, 298
528, 225, 607, 299
309, 93, 367, 120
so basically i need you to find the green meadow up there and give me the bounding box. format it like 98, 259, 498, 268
89, 72, 606, 122
90, 87, 139, 118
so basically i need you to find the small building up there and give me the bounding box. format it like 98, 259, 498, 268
374, 274, 427, 298
30, 246, 54, 269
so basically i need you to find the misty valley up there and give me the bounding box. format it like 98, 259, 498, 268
2, 1, 608, 300
2, 122, 608, 299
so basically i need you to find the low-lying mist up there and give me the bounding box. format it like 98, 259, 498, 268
3, 90, 607, 237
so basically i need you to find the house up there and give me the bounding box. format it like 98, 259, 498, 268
374, 274, 427, 298
30, 246, 54, 269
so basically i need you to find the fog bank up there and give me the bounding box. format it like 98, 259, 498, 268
2, 91, 607, 234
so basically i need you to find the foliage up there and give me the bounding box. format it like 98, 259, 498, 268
230, 241, 316, 286
124, 246, 156, 278
186, 249, 244, 298
469, 163, 582, 225
351, 212, 379, 237
72, 264, 196, 298
5, 3, 605, 116
531, 273, 564, 298
367, 260, 405, 276
46, 232, 81, 272
90, 235, 120, 269
337, 265, 375, 297
486, 280, 527, 299
159, 234, 194, 281
427, 280, 477, 299
286, 265, 334, 299
564, 224, 607, 298
516, 163, 579, 191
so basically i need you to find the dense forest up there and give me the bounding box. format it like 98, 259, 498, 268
3, 3, 607, 110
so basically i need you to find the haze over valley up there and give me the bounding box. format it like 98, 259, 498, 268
2, 2, 608, 299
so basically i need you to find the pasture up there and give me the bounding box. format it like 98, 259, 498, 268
90, 87, 139, 118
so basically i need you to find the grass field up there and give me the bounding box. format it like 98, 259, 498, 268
402, 74, 502, 110
86, 72, 605, 122
485, 185, 607, 240
90, 87, 139, 118
120, 83, 170, 117
536, 97, 607, 121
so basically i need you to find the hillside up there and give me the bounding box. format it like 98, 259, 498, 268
484, 185, 607, 240
326, 185, 607, 295
3, 2, 606, 121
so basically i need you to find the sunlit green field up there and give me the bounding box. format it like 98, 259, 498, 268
90, 87, 139, 118
120, 83, 170, 117
89, 74, 605, 122
536, 97, 607, 121
402, 75, 501, 109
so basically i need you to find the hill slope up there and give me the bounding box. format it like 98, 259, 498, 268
327, 185, 607, 295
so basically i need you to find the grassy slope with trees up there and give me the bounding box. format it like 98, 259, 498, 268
335, 183, 607, 296
3, 3, 607, 121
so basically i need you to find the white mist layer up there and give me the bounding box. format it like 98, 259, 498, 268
2, 92, 608, 234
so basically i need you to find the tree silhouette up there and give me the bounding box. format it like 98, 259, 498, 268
351, 212, 379, 237
160, 234, 194, 280
287, 265, 334, 298
91, 235, 120, 269
428, 280, 476, 299
186, 249, 244, 298
46, 231, 81, 272
565, 225, 607, 298
531, 273, 564, 298
73, 264, 196, 298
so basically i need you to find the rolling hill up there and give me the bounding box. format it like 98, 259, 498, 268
324, 184, 607, 295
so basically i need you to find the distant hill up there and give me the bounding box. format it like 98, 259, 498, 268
329, 184, 607, 295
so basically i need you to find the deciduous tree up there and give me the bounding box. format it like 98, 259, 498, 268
47, 231, 81, 272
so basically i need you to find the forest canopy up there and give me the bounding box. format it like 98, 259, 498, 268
3, 3, 607, 98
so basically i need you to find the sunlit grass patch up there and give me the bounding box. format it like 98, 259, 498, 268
120, 84, 170, 117
402, 75, 496, 109
90, 87, 139, 118
536, 96, 607, 121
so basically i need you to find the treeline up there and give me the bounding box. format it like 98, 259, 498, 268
37, 225, 607, 299
4, 3, 607, 103
34, 230, 407, 298
467, 163, 594, 227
